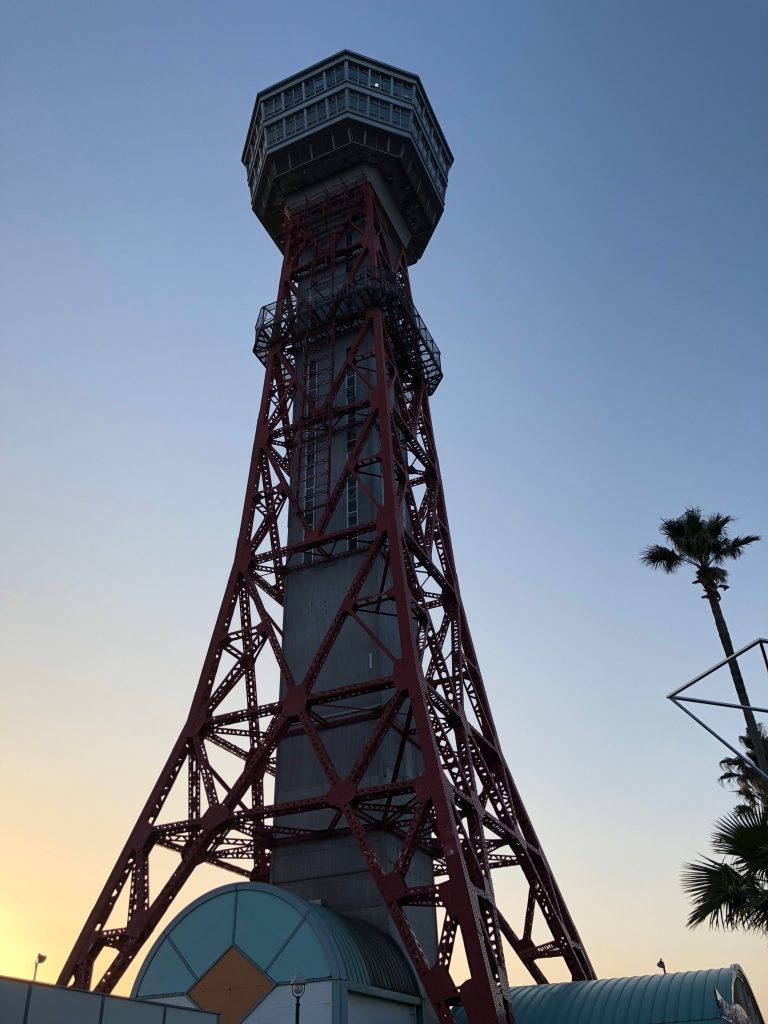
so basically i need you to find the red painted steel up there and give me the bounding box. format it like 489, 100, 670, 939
59, 182, 595, 1022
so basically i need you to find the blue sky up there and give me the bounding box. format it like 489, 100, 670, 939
1, 0, 766, 1008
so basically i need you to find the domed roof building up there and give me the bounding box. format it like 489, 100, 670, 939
133, 882, 422, 1023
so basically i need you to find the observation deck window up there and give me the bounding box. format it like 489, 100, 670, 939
325, 62, 344, 87
305, 72, 325, 97
391, 105, 411, 128
392, 78, 413, 101
371, 70, 392, 94
285, 110, 306, 138
306, 99, 328, 128
284, 83, 304, 109
263, 95, 283, 118
348, 61, 369, 86
369, 96, 392, 123
349, 90, 367, 115
267, 122, 284, 145
327, 91, 346, 116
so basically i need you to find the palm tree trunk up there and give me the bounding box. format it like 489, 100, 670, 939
704, 589, 768, 777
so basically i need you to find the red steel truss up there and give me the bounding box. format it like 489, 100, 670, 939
60, 182, 595, 1023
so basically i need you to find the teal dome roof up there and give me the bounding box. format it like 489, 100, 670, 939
132, 882, 419, 1001
454, 966, 763, 1024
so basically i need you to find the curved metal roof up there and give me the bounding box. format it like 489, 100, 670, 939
132, 882, 419, 1002
311, 903, 419, 996
486, 966, 764, 1024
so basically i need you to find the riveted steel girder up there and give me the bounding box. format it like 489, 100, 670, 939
60, 182, 594, 1023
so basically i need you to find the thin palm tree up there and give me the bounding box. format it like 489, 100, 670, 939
682, 802, 768, 935
640, 507, 766, 774
719, 725, 768, 816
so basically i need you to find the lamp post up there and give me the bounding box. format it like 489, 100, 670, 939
290, 973, 306, 1024
32, 954, 47, 983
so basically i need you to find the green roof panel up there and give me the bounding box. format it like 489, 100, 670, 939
498, 966, 763, 1024
132, 882, 421, 1003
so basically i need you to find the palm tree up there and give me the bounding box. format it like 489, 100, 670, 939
682, 802, 768, 935
640, 507, 766, 775
719, 725, 768, 816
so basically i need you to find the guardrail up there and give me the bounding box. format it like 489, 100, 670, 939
253, 266, 443, 394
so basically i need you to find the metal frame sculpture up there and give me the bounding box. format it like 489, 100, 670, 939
60, 181, 594, 1023
668, 638, 768, 784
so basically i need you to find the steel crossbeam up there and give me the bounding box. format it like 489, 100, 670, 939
59, 181, 594, 1023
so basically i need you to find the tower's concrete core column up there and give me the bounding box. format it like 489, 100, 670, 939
243, 52, 452, 962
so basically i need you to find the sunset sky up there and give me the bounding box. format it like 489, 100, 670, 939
1, 0, 766, 1012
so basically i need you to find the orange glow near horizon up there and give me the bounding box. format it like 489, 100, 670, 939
2, 1, 767, 1017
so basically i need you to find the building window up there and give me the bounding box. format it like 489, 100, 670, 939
414, 122, 428, 158
345, 367, 356, 423
285, 110, 305, 137
283, 83, 304, 108
392, 78, 413, 101
267, 121, 284, 145
263, 95, 283, 117
345, 367, 358, 550
302, 360, 321, 562
348, 61, 369, 86
346, 477, 358, 550
391, 105, 411, 128
304, 444, 317, 530
371, 70, 391, 94
306, 99, 327, 128
327, 91, 346, 117
348, 90, 367, 115
325, 62, 344, 87
369, 97, 391, 123
305, 72, 324, 97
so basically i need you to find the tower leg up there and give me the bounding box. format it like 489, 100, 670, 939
59, 184, 594, 1024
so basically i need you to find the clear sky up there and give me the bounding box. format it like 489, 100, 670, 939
1, 0, 766, 1011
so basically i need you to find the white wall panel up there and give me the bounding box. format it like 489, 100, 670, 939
244, 980, 334, 1023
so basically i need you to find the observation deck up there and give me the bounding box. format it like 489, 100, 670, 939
242, 50, 453, 263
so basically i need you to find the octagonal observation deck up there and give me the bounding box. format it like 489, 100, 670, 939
242, 50, 453, 264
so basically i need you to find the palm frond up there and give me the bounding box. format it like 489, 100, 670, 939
733, 801, 762, 819
713, 534, 762, 563
703, 512, 735, 538
709, 805, 768, 874
718, 768, 757, 805
717, 772, 767, 815
640, 544, 683, 573
698, 565, 729, 589
658, 507, 711, 562
718, 766, 749, 792
682, 856, 768, 934
646, 507, 760, 579
718, 727, 768, 812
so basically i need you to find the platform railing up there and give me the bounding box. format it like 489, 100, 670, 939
254, 266, 443, 394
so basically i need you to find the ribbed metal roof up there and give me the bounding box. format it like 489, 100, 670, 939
312, 903, 419, 996
132, 882, 420, 1002
451, 966, 764, 1024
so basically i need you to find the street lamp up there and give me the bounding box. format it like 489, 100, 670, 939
32, 954, 47, 983
290, 972, 306, 1024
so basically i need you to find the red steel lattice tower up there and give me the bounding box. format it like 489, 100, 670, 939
60, 51, 595, 1023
